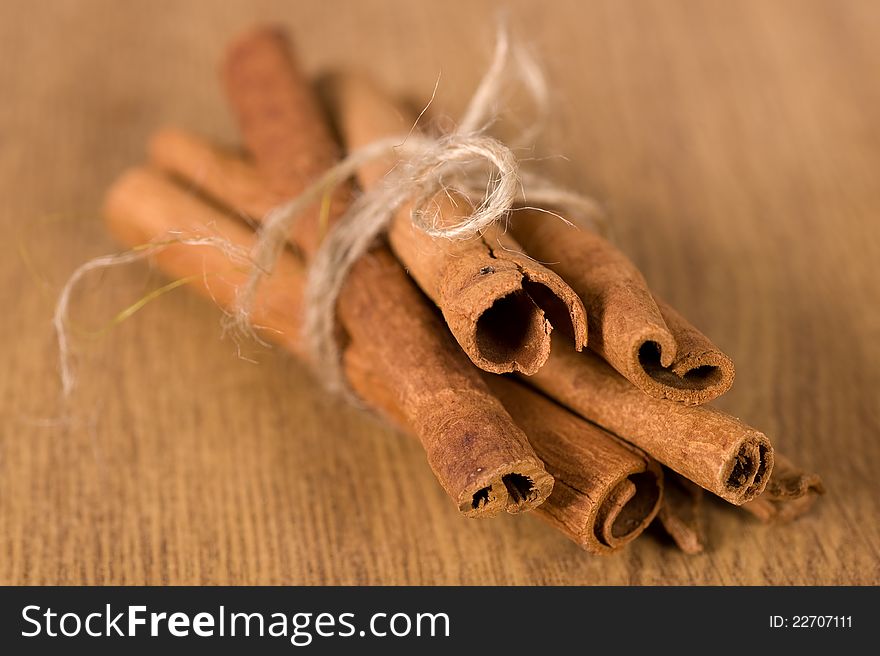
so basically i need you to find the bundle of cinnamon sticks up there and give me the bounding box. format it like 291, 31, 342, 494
102, 26, 823, 554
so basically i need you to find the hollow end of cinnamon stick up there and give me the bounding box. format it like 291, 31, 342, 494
719, 434, 773, 505
629, 299, 736, 405
459, 458, 554, 518
461, 279, 552, 376
337, 249, 556, 519
343, 343, 554, 518
326, 72, 588, 376
437, 237, 589, 376
526, 334, 771, 505
636, 343, 730, 396
542, 453, 664, 554
593, 460, 664, 550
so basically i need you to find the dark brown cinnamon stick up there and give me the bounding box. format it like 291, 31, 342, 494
526, 334, 772, 504
146, 128, 674, 546
326, 74, 588, 375
355, 365, 664, 553
509, 212, 735, 404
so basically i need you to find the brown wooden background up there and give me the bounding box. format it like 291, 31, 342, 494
1, 0, 878, 585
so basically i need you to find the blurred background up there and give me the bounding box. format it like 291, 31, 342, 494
1, 0, 878, 584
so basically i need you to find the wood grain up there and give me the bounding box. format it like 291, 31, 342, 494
1, 0, 878, 584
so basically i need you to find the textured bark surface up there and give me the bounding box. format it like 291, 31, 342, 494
222, 26, 350, 258
105, 167, 554, 517
526, 334, 772, 504
511, 211, 734, 404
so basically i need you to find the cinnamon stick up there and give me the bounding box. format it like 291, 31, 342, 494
740, 454, 825, 523
326, 74, 588, 375
149, 127, 285, 221
104, 168, 663, 551
103, 168, 308, 359
526, 334, 772, 504
509, 212, 735, 404
222, 25, 349, 258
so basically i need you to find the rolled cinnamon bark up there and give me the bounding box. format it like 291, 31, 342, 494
149, 127, 285, 222
106, 167, 553, 517
740, 454, 825, 523
222, 25, 350, 258
509, 212, 735, 404
144, 129, 674, 538
326, 74, 588, 375
337, 248, 556, 515
149, 128, 282, 223
103, 168, 308, 359
104, 168, 664, 551
526, 334, 772, 505
657, 469, 706, 555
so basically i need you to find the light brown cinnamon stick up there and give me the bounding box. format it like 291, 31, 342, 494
526, 334, 772, 505
740, 454, 825, 523
103, 168, 308, 359
149, 127, 285, 222
326, 74, 588, 375
104, 168, 663, 551
149, 128, 283, 223
509, 212, 735, 404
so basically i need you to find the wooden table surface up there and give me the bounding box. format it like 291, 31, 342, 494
2, 0, 878, 585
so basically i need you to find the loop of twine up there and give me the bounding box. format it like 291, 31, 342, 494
230, 26, 607, 395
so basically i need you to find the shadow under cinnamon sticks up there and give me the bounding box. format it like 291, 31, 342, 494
103, 168, 664, 552
658, 456, 825, 554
